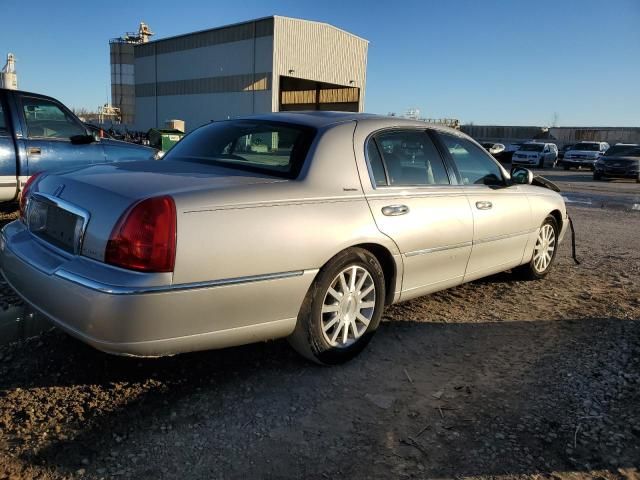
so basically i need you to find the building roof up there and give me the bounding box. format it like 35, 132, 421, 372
138, 15, 368, 47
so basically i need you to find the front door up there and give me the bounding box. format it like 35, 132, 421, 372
436, 132, 533, 282
19, 95, 105, 176
0, 96, 17, 200
356, 127, 474, 301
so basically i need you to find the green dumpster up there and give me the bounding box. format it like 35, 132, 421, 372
148, 128, 185, 152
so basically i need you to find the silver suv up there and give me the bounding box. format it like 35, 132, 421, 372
561, 141, 609, 170
512, 142, 558, 169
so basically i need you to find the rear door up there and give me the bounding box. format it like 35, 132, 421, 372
357, 127, 474, 301
18, 95, 105, 175
0, 93, 18, 200
435, 132, 534, 282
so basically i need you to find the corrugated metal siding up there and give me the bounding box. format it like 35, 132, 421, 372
110, 42, 136, 124
272, 16, 368, 111
135, 18, 274, 58
136, 73, 271, 97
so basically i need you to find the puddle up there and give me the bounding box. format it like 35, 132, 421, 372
562, 192, 640, 212
0, 304, 52, 347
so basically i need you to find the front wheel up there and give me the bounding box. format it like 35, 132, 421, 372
288, 248, 386, 365
514, 215, 559, 280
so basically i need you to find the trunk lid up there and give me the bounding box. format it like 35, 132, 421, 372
31, 160, 286, 262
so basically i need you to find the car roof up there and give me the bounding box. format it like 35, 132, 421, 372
234, 111, 462, 135
0, 87, 61, 103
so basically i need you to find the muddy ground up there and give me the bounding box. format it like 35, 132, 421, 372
0, 205, 639, 480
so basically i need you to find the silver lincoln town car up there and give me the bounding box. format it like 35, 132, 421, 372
0, 112, 567, 364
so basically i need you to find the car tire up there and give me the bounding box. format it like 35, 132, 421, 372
513, 215, 559, 281
538, 158, 544, 169
593, 172, 602, 181
288, 248, 386, 365
563, 165, 570, 170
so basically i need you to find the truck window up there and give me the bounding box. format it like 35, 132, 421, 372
22, 97, 85, 140
0, 102, 8, 135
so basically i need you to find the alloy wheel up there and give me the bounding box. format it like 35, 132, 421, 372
320, 265, 376, 347
533, 224, 556, 273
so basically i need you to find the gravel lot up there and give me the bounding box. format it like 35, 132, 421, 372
0, 205, 639, 480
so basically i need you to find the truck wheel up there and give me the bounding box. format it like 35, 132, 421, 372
288, 248, 385, 365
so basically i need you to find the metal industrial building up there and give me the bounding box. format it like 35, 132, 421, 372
110, 23, 154, 125
116, 16, 368, 132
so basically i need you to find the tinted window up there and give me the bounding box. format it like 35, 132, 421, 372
573, 143, 600, 151
605, 144, 640, 156
0, 102, 7, 135
520, 144, 544, 152
22, 97, 86, 139
164, 120, 315, 179
439, 133, 504, 186
366, 140, 387, 186
372, 130, 449, 186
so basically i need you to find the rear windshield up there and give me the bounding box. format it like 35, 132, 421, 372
163, 120, 316, 179
605, 145, 640, 157
520, 144, 544, 152
573, 143, 600, 151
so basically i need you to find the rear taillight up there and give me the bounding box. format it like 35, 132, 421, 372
105, 196, 176, 273
19, 172, 43, 220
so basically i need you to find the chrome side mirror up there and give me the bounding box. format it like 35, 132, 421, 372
510, 167, 533, 185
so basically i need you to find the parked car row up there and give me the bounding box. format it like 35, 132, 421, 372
480, 138, 638, 181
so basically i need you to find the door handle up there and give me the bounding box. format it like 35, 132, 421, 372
28, 147, 41, 155
381, 204, 409, 216
475, 201, 493, 210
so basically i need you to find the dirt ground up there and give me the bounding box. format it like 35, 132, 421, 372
0, 205, 639, 480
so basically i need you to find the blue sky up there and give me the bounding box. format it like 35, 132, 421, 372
1, 0, 638, 126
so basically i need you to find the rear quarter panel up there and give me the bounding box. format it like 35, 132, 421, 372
171, 122, 400, 285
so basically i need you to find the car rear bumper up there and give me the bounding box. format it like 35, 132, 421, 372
0, 221, 312, 356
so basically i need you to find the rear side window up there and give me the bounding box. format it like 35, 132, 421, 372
164, 120, 315, 179
366, 141, 387, 186
438, 133, 504, 186
368, 130, 450, 186
0, 101, 7, 135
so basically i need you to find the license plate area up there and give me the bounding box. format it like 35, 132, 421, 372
27, 194, 89, 255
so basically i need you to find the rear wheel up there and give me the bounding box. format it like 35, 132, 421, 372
288, 248, 386, 365
514, 215, 559, 280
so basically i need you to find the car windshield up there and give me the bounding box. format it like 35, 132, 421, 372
163, 120, 316, 179
520, 144, 544, 152
605, 145, 640, 157
573, 143, 600, 151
